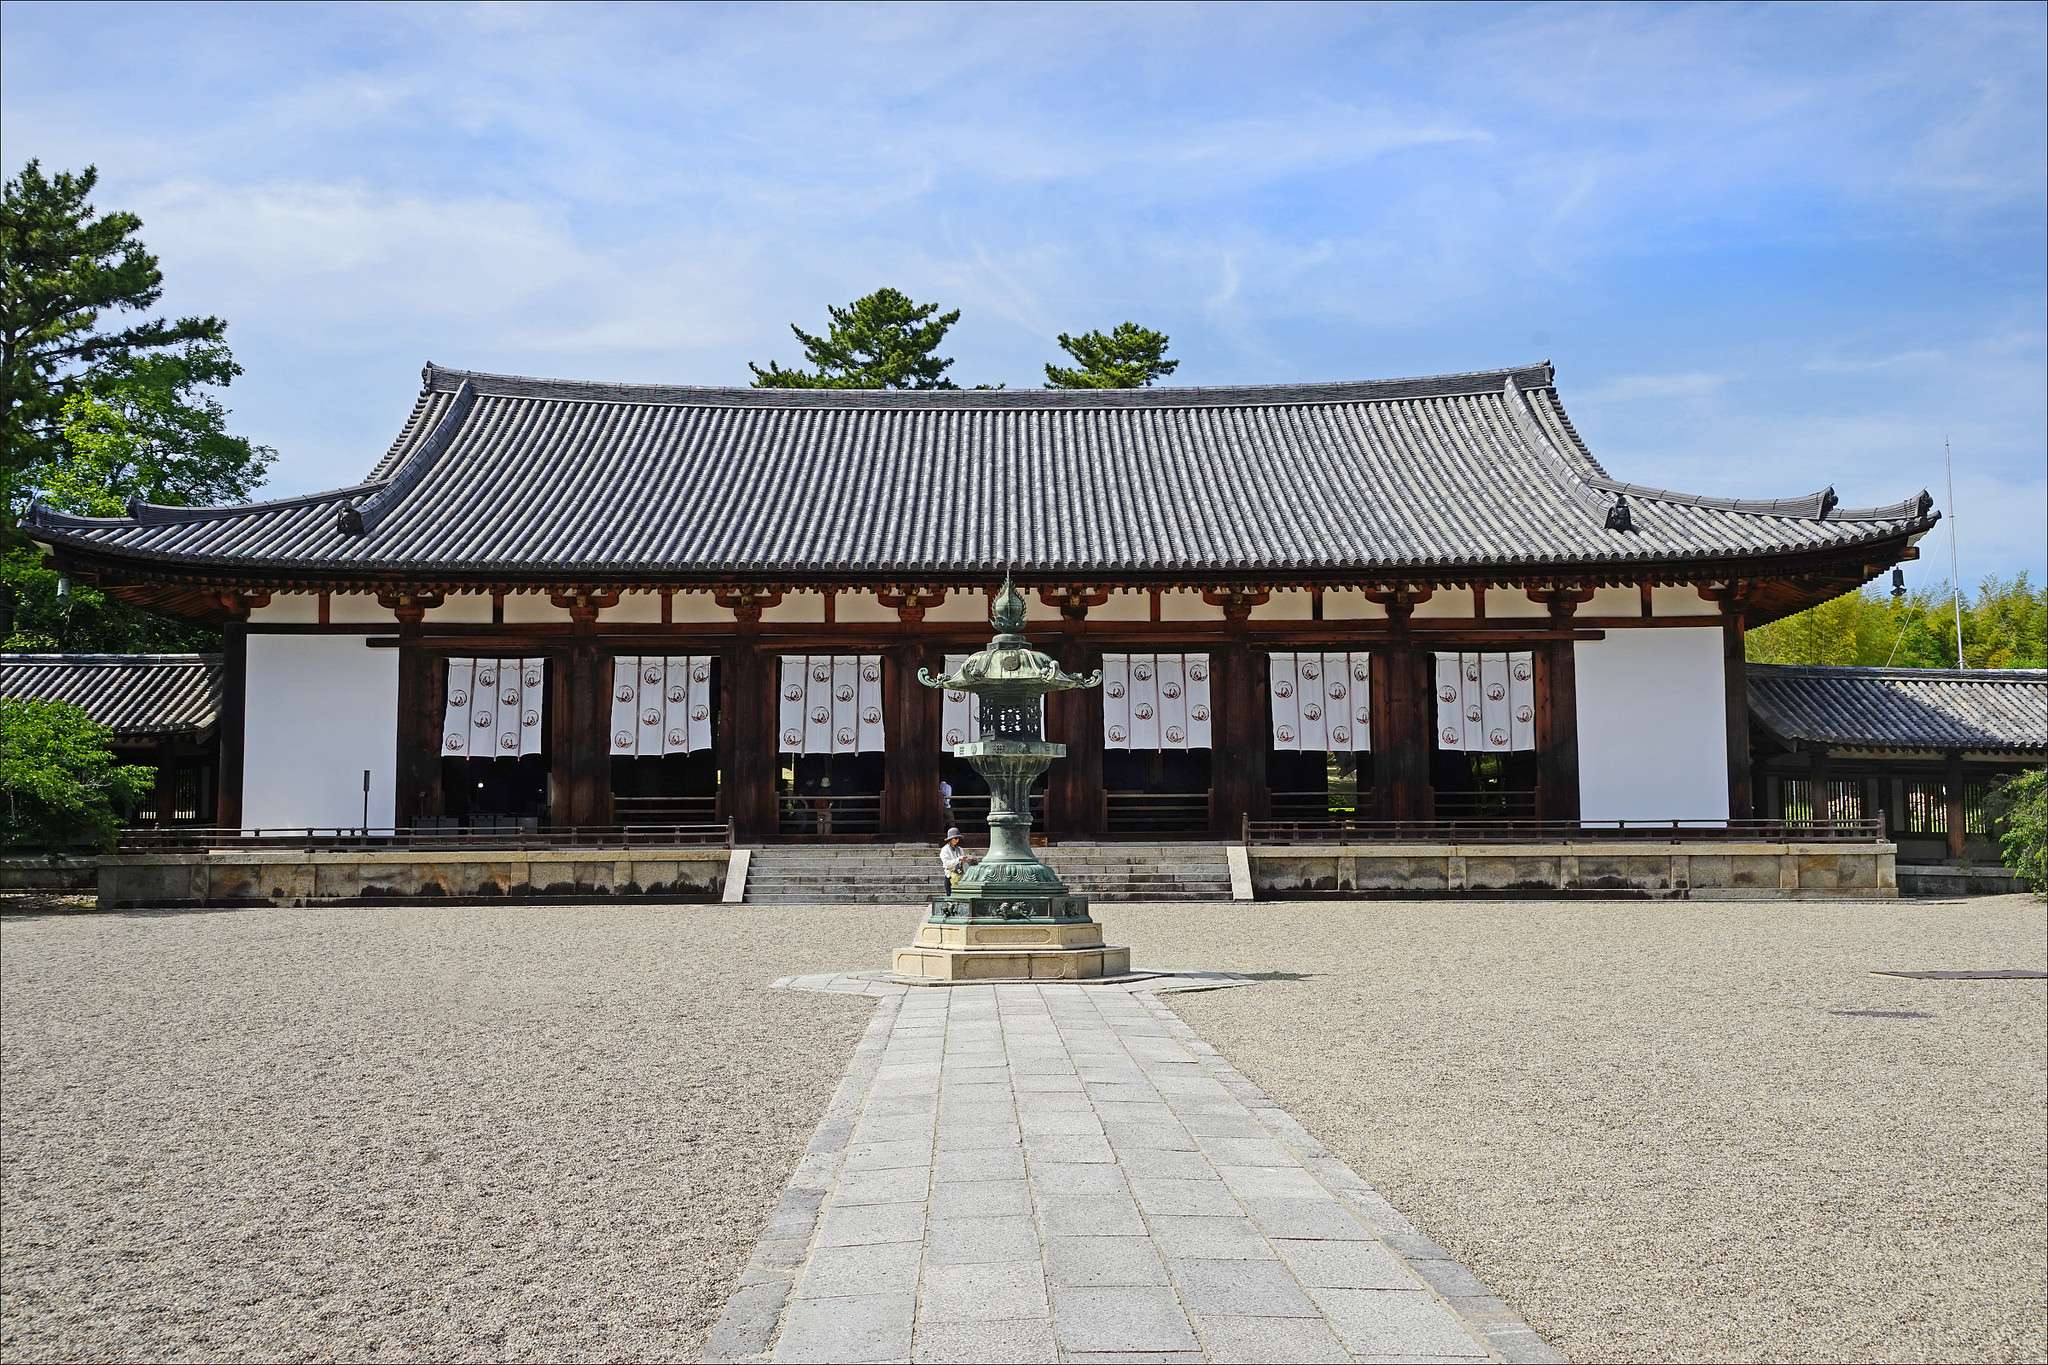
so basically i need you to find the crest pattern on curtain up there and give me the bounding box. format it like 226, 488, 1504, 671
1434, 652, 1536, 752
778, 655, 885, 754
1101, 654, 1212, 750
443, 658, 546, 759
609, 656, 715, 756
1268, 652, 1371, 751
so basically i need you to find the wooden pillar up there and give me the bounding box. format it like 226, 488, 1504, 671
1944, 749, 1966, 860
882, 640, 941, 839
152, 738, 179, 827
1373, 643, 1431, 822
215, 618, 248, 828
1045, 636, 1105, 836
1723, 604, 1754, 820
1209, 639, 1266, 835
1807, 743, 1831, 820
1536, 641, 1581, 823
392, 640, 440, 829
724, 643, 776, 843
544, 591, 617, 828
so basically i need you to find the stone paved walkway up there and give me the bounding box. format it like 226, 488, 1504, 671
705, 974, 1561, 1364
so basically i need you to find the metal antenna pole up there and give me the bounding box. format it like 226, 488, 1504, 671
1944, 438, 1964, 666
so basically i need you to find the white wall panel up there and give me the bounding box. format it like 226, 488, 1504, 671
244, 636, 397, 831
1576, 630, 1729, 821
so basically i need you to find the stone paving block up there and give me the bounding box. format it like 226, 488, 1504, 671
1021, 1132, 1116, 1163
1167, 1257, 1322, 1318
1114, 1146, 1216, 1180
1050, 1285, 1204, 1354
1217, 1164, 1326, 1201
1196, 1135, 1297, 1166
863, 1091, 939, 1119
816, 1200, 927, 1248
1010, 1069, 1083, 1089
931, 1178, 1031, 1219
1012, 1089, 1094, 1113
701, 1280, 786, 1361
1173, 1110, 1273, 1140
806, 1117, 854, 1154
936, 1148, 1024, 1183
1025, 1160, 1132, 1197
1308, 1287, 1487, 1358
764, 1188, 827, 1239
750, 1236, 809, 1268
919, 1260, 1051, 1322
1041, 1234, 1173, 1287
1275, 1238, 1413, 1290
926, 1214, 1040, 1265
831, 1167, 929, 1207
1240, 1195, 1374, 1242
1019, 1109, 1107, 1137
1190, 1313, 1352, 1363
937, 1100, 1017, 1128
843, 1136, 936, 1171
1146, 1214, 1280, 1261
911, 1317, 1060, 1364
773, 1291, 915, 1363
1038, 1193, 1148, 1237
1059, 1351, 1206, 1364
935, 1122, 1022, 1152
1105, 1121, 1202, 1151
794, 1241, 924, 1299
1407, 1257, 1493, 1298
1008, 1057, 1080, 1076
1083, 1081, 1164, 1104
1130, 1177, 1242, 1217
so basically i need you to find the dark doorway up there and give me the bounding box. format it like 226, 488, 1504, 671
778, 752, 886, 835
1268, 751, 1375, 820
443, 754, 549, 826
1103, 749, 1211, 833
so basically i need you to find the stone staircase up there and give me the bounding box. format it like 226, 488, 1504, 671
739, 843, 1237, 905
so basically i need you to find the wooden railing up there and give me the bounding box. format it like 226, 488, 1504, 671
1243, 816, 1888, 845
1428, 790, 1539, 820
776, 793, 883, 836
940, 793, 1045, 834
116, 822, 735, 852
614, 795, 719, 826
1268, 790, 1381, 822
1106, 791, 1211, 834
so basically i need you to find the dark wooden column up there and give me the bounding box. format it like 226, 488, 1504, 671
152, 738, 178, 827
1045, 634, 1105, 836
1367, 589, 1431, 822
1529, 588, 1591, 823
1944, 749, 1967, 860
381, 592, 443, 829
211, 592, 263, 829
1203, 592, 1269, 835
546, 591, 617, 827
718, 591, 781, 843
882, 638, 942, 839
1807, 743, 1830, 819
1723, 603, 1754, 820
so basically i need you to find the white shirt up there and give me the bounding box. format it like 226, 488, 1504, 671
941, 842, 971, 875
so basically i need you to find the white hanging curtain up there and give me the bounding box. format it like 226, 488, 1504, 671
1101, 653, 1212, 751
609, 656, 715, 756
778, 655, 885, 754
1269, 652, 1371, 752
442, 657, 546, 759
1434, 652, 1536, 752
940, 653, 1043, 751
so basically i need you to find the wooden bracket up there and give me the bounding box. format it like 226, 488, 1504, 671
713, 588, 783, 625
212, 590, 273, 620
376, 590, 447, 626
877, 586, 947, 623
548, 589, 620, 625
1041, 586, 1110, 622
1202, 588, 1271, 622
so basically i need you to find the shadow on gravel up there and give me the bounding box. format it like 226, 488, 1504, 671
1234, 970, 1320, 982
1830, 1009, 1936, 1019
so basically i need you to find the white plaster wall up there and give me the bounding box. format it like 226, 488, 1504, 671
1575, 629, 1729, 822
252, 593, 320, 623
1651, 586, 1721, 617
1584, 587, 1640, 617
1249, 590, 1314, 621
426, 593, 493, 623
1411, 588, 1475, 619
1484, 589, 1550, 618
1090, 591, 1151, 622
608, 592, 664, 623
923, 592, 993, 624
1159, 590, 1218, 621
244, 636, 399, 831
1323, 590, 1387, 621
327, 593, 392, 624
503, 593, 565, 624
835, 593, 901, 623
757, 593, 824, 624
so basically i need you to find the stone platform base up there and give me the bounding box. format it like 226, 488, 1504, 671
1250, 840, 1899, 898
97, 848, 730, 908
891, 942, 1133, 982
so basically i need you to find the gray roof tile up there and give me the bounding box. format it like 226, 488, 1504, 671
0, 654, 222, 739
28, 363, 1936, 581
1748, 664, 2047, 755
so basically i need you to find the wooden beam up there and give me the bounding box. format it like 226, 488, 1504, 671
1536, 641, 1581, 821
1722, 601, 1754, 820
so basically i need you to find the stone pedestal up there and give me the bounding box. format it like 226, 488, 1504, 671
892, 917, 1132, 982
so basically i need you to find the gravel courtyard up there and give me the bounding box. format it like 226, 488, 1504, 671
4, 895, 2044, 1364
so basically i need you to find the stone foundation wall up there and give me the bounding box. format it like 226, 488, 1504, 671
97, 849, 730, 909
0, 856, 99, 892
1248, 842, 1897, 899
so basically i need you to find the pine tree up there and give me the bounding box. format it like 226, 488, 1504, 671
1043, 322, 1178, 389
2, 161, 228, 524
750, 288, 962, 389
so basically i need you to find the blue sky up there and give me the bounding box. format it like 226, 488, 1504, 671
4, 1, 2043, 586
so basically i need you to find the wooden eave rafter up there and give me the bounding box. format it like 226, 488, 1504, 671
53, 533, 1922, 630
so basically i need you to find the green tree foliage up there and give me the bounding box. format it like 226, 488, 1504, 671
1989, 768, 2046, 896
1746, 574, 2046, 669
3, 161, 227, 523
0, 547, 218, 652
751, 288, 962, 389
0, 696, 152, 850
1044, 322, 1179, 389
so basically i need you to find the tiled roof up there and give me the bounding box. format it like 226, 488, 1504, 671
0, 654, 222, 740
25, 362, 1935, 581
1748, 664, 2047, 755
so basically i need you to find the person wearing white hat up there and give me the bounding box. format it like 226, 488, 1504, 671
940, 828, 974, 887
